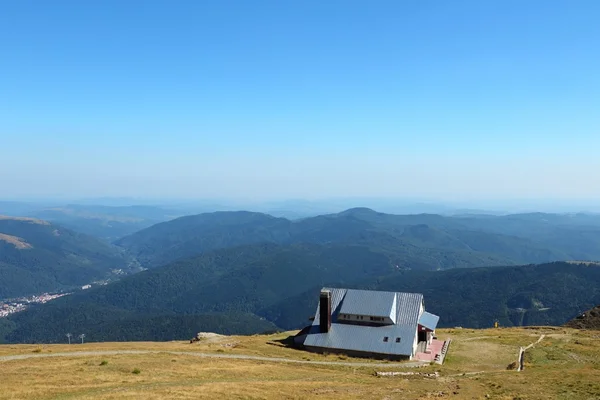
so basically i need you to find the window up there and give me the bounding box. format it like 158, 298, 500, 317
395, 337, 401, 343
383, 337, 389, 342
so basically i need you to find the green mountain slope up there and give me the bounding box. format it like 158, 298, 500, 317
4, 243, 400, 343
5, 304, 277, 343
115, 211, 293, 267
262, 262, 600, 330
5, 240, 600, 343
0, 216, 129, 298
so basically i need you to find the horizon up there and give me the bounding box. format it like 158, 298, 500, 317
2, 195, 600, 215
2, 1, 600, 200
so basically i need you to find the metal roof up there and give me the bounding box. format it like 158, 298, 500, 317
303, 288, 425, 357
418, 311, 439, 331
395, 292, 423, 325
339, 289, 396, 318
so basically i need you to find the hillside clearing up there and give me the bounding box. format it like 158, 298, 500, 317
1, 327, 599, 399
0, 216, 49, 225
0, 233, 32, 249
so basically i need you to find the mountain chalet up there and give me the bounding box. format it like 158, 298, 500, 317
295, 288, 441, 361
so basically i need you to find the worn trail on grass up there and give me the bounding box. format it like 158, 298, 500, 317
0, 350, 428, 368
524, 334, 545, 350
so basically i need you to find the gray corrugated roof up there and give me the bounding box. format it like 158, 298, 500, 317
339, 289, 396, 318
418, 311, 439, 331
395, 292, 423, 325
304, 288, 424, 357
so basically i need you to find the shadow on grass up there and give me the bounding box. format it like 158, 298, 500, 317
266, 335, 297, 349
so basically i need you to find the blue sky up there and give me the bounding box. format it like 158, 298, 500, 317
1, 0, 599, 201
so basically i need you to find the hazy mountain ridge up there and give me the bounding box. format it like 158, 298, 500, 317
29, 205, 183, 241
0, 202, 188, 241
115, 208, 600, 270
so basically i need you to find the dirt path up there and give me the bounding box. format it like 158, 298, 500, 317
524, 334, 545, 350
0, 350, 428, 369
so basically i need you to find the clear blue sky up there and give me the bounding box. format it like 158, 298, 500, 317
1, 0, 599, 201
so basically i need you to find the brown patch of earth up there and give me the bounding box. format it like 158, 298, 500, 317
0, 233, 33, 249
0, 215, 49, 225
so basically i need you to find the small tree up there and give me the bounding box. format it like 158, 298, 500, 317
79, 334, 86, 344
66, 333, 72, 345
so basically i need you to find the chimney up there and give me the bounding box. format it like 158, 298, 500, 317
319, 290, 331, 333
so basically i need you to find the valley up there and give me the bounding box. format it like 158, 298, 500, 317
0, 216, 135, 299
0, 293, 70, 318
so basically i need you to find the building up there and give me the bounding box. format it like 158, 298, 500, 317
296, 288, 440, 360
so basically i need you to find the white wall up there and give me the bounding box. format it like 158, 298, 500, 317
411, 326, 419, 359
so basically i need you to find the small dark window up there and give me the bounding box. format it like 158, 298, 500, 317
369, 316, 374, 321
383, 337, 389, 342
395, 337, 401, 343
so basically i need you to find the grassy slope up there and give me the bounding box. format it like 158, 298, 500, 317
1, 327, 598, 399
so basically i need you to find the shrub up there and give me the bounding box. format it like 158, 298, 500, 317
32, 346, 42, 353
99, 360, 108, 366
506, 361, 518, 370
132, 368, 141, 374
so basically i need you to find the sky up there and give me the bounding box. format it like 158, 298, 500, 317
1, 0, 599, 202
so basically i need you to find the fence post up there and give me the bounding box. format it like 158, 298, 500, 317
517, 347, 524, 371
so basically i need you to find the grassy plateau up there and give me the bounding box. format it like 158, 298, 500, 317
0, 327, 599, 399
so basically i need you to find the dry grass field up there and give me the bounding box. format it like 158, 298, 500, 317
1, 327, 599, 399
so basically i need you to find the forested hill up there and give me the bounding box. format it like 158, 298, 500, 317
0, 216, 129, 298
115, 211, 292, 267
263, 261, 600, 330
115, 208, 600, 270
4, 239, 599, 343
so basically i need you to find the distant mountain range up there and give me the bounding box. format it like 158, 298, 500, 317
115, 208, 600, 270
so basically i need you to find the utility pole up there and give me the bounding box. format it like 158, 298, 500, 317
79, 334, 85, 344
66, 333, 72, 345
